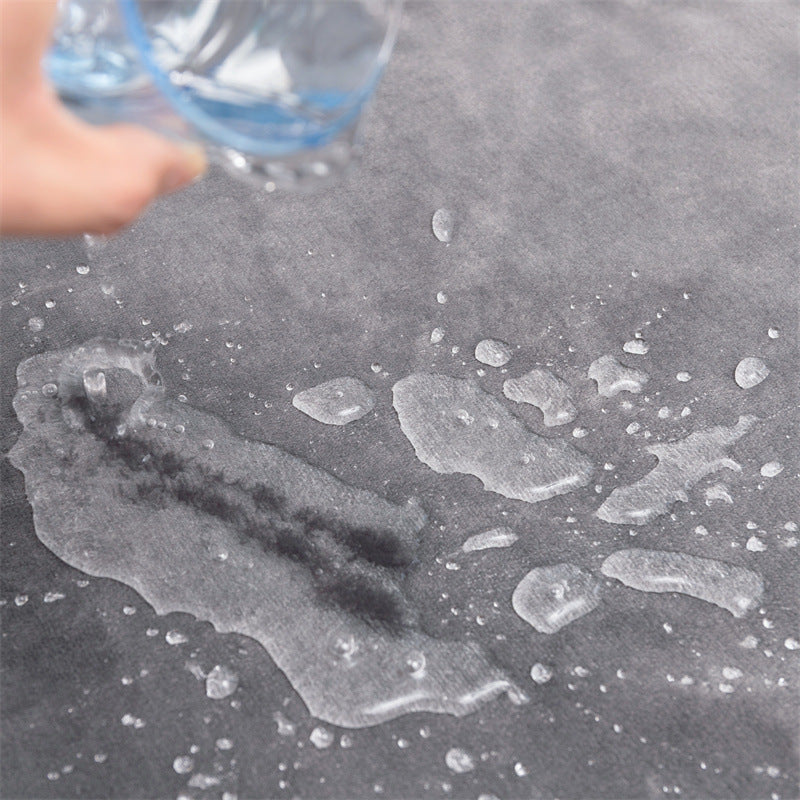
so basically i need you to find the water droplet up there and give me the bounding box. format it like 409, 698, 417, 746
432, 209, 454, 243
623, 340, 649, 355
28, 317, 44, 332
601, 549, 763, 617
445, 747, 475, 774
722, 666, 743, 680
216, 737, 233, 750
41, 383, 58, 398
513, 564, 602, 633
331, 633, 358, 661
597, 416, 755, 525
173, 755, 194, 774
760, 461, 783, 478
460, 527, 518, 553
165, 630, 188, 645
718, 682, 735, 694
404, 651, 426, 677
676, 372, 692, 382
206, 664, 239, 699
14, 594, 28, 606
514, 761, 529, 777
503, 369, 577, 427
201, 439, 214, 450
734, 357, 769, 389
572, 427, 588, 438
145, 627, 158, 637
739, 635, 758, 649
530, 663, 553, 684
626, 422, 641, 435
784, 637, 799, 650
310, 726, 334, 749
475, 339, 513, 367
436, 291, 448, 304
588, 356, 648, 397
273, 711, 296, 737
93, 753, 107, 764
657, 407, 671, 419
746, 536, 766, 552
767, 327, 780, 339
340, 734, 353, 748
43, 591, 65, 603
393, 373, 593, 504
430, 327, 445, 344
293, 378, 376, 426
44, 299, 56, 310
76, 264, 90, 275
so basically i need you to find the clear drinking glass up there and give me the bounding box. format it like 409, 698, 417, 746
46, 0, 403, 189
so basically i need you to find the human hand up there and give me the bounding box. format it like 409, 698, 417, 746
0, 0, 206, 237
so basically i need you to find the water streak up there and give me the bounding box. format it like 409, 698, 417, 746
601, 549, 763, 617
596, 416, 756, 525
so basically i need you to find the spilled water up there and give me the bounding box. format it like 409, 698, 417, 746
596, 416, 757, 525
292, 377, 376, 425
588, 355, 649, 397
512, 564, 602, 633
10, 340, 525, 728
601, 549, 763, 617
392, 373, 593, 503
503, 369, 577, 427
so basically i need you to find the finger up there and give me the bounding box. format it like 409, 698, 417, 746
1, 100, 207, 236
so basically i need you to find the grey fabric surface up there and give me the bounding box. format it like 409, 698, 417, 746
1, 2, 798, 798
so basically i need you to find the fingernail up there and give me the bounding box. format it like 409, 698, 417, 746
160, 144, 207, 194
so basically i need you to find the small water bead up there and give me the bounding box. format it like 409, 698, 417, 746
430, 327, 445, 344
145, 627, 159, 637
460, 527, 518, 553
45, 299, 56, 309
722, 666, 743, 680
437, 291, 448, 304
734, 357, 769, 389
573, 666, 590, 678
76, 265, 90, 275
676, 372, 692, 383
739, 635, 759, 649
657, 407, 671, 419
43, 591, 65, 603
206, 664, 239, 699
530, 663, 553, 684
784, 638, 799, 650
719, 683, 735, 694
432, 209, 455, 243
28, 317, 45, 332
165, 630, 188, 645
173, 755, 194, 774
201, 439, 214, 450
397, 738, 410, 749
273, 711, 296, 737
760, 461, 783, 478
331, 633, 358, 660
94, 753, 107, 763
340, 734, 353, 748
767, 327, 780, 339
14, 594, 28, 606
310, 726, 334, 749
475, 339, 513, 367
626, 422, 641, 434
746, 536, 766, 552
445, 747, 475, 774
215, 738, 233, 751
404, 651, 426, 677
623, 339, 649, 355
572, 427, 588, 438
371, 363, 382, 374
514, 762, 529, 777
41, 382, 58, 398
